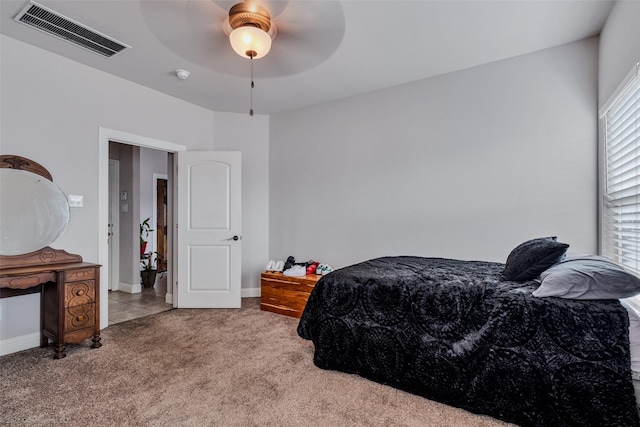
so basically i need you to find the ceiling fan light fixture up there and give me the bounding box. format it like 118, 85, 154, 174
226, 1, 275, 59
225, 0, 277, 116
229, 26, 271, 59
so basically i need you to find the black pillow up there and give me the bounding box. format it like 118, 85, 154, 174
502, 237, 569, 282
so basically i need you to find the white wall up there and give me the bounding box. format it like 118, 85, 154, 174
213, 112, 270, 293
118, 144, 140, 288
270, 38, 599, 269
140, 147, 168, 237
0, 35, 269, 353
598, 0, 640, 107
140, 146, 168, 261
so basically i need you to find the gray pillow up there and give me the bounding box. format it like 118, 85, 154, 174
502, 237, 569, 282
533, 255, 640, 299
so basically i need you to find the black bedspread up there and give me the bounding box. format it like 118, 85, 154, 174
297, 256, 640, 426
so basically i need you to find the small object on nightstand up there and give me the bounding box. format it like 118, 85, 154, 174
317, 264, 333, 275
306, 262, 319, 275
283, 265, 306, 277
283, 255, 296, 271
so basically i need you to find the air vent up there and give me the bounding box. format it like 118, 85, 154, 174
14, 1, 130, 58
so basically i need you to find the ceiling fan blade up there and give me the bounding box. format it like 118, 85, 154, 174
258, 1, 345, 77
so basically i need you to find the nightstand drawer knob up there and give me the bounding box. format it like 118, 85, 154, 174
76, 315, 85, 322
76, 290, 85, 296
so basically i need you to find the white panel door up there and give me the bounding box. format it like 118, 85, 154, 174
176, 151, 241, 308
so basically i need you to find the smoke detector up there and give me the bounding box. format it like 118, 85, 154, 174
175, 69, 190, 80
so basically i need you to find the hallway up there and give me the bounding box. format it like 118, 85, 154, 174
108, 274, 172, 325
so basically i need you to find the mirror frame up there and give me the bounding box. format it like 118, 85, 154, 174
0, 155, 52, 181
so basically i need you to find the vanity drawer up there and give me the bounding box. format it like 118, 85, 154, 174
64, 280, 95, 306
64, 268, 95, 282
64, 303, 96, 332
0, 271, 55, 289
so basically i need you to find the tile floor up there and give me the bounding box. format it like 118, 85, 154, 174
108, 273, 173, 325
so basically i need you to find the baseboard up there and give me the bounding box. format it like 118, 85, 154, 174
242, 287, 260, 298
119, 284, 255, 297
118, 282, 142, 294
0, 333, 41, 356
2, 288, 260, 356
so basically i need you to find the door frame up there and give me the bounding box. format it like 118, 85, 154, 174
108, 159, 120, 291
152, 173, 168, 259
98, 128, 186, 327
152, 173, 169, 302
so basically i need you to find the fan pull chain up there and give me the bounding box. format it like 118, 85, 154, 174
249, 54, 255, 116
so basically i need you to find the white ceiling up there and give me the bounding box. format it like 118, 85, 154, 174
0, 0, 615, 115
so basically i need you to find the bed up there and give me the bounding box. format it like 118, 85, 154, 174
297, 238, 640, 426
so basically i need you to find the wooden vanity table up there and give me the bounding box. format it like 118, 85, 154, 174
0, 248, 102, 359
0, 155, 101, 359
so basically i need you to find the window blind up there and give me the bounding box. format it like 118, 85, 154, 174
602, 63, 640, 274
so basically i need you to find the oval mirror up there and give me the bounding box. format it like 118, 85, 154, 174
0, 168, 70, 256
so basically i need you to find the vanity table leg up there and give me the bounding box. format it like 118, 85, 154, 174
91, 267, 101, 349
91, 336, 102, 348
53, 343, 66, 359
39, 284, 48, 348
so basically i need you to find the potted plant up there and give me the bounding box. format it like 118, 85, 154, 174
140, 251, 161, 288
140, 217, 154, 256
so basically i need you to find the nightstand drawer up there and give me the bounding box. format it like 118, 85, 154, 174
260, 272, 322, 318
261, 281, 313, 312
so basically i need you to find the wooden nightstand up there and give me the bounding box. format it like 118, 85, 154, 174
260, 272, 322, 318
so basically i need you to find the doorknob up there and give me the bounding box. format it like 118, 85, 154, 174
226, 235, 242, 241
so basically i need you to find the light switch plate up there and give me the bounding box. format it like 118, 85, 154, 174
68, 194, 83, 207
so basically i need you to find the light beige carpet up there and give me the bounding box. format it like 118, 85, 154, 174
0, 298, 513, 426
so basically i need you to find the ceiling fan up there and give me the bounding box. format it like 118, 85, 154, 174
223, 0, 277, 59
140, 0, 346, 79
